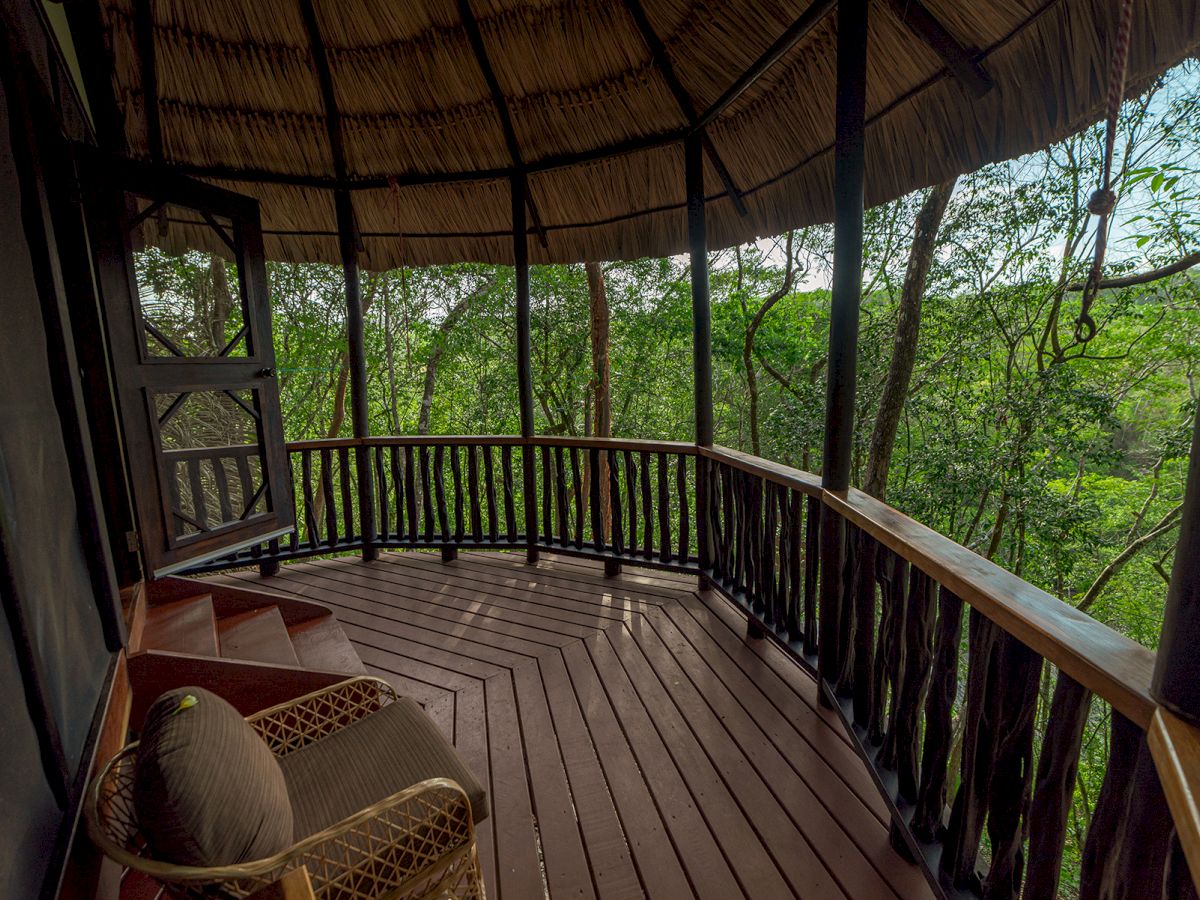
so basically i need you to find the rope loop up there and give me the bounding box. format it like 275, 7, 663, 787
1087, 188, 1117, 217
1074, 0, 1137, 344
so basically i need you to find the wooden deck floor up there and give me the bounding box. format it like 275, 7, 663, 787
219, 551, 934, 900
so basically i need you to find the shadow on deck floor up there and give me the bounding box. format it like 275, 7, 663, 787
217, 550, 934, 900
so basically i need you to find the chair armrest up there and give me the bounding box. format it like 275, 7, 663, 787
246, 867, 316, 900
105, 777, 480, 898
246, 676, 398, 757
278, 777, 480, 899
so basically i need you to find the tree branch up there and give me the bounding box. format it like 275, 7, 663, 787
1064, 251, 1200, 292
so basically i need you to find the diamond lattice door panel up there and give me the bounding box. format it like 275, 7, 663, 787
82, 155, 294, 575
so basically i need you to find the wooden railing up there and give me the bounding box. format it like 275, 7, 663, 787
163, 443, 264, 537
181, 436, 698, 570
697, 445, 1165, 899
177, 435, 1185, 898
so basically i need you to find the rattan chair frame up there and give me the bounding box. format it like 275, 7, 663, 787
85, 677, 486, 899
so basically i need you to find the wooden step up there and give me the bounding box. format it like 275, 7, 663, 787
140, 594, 218, 656
217, 606, 300, 667
287, 616, 367, 675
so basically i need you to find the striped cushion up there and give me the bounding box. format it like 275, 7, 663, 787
281, 696, 488, 839
133, 687, 293, 866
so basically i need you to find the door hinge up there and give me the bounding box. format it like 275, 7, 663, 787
125, 530, 141, 553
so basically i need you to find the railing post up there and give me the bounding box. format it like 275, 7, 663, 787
1153, 409, 1200, 724
513, 173, 539, 564
686, 131, 714, 588
335, 190, 377, 562
818, 0, 868, 701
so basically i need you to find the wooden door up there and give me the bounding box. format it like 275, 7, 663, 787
82, 156, 294, 575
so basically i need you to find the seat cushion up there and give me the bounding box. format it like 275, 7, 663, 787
280, 697, 488, 840
133, 686, 293, 867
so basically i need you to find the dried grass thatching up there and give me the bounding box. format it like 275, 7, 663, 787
97, 0, 1199, 268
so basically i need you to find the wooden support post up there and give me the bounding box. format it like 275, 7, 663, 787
687, 133, 714, 580
513, 174, 539, 564
818, 0, 868, 702
1153, 408, 1200, 723
335, 190, 377, 562
300, 0, 375, 562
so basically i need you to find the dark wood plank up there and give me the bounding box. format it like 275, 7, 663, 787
508, 660, 599, 900
619, 619, 854, 897
483, 672, 545, 898
649, 605, 930, 899
217, 551, 934, 900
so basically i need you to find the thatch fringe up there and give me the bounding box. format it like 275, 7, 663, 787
98, 0, 1200, 268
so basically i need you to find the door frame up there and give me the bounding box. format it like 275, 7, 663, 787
79, 152, 294, 575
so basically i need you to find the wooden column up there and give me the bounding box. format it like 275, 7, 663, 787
818, 0, 868, 697
687, 132, 714, 581
335, 190, 377, 561
1153, 409, 1200, 723
513, 174, 538, 563
299, 0, 375, 561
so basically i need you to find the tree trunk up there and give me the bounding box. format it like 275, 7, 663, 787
209, 255, 234, 351
381, 278, 401, 433
587, 261, 612, 537
418, 287, 478, 434
743, 233, 795, 456
863, 178, 956, 499
314, 278, 376, 522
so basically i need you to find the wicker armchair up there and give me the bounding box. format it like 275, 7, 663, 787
86, 677, 486, 900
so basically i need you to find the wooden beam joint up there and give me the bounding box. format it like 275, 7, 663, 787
457, 0, 549, 248
623, 0, 749, 217
131, 0, 163, 163
887, 0, 993, 97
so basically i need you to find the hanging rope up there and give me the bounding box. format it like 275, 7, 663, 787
387, 176, 407, 269
388, 176, 414, 360
1075, 0, 1137, 343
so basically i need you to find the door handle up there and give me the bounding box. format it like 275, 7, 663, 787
258, 367, 276, 378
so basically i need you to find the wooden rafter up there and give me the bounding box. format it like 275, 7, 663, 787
624, 0, 748, 217
887, 0, 992, 98
457, 0, 549, 248
132, 0, 163, 162
693, 0, 837, 132
296, 0, 348, 180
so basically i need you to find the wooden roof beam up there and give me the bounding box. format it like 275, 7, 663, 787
624, 0, 748, 217
297, 0, 348, 181
132, 0, 163, 163
887, 0, 993, 97
694, 0, 837, 132
456, 0, 549, 248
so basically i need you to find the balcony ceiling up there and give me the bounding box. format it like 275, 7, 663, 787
96, 0, 1199, 267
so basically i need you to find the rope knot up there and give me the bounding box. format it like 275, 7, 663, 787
1088, 188, 1117, 217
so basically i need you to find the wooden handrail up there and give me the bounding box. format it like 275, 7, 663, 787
287, 435, 699, 453
701, 444, 1155, 728
824, 487, 1155, 728
1149, 708, 1200, 894
698, 444, 822, 494
532, 435, 698, 454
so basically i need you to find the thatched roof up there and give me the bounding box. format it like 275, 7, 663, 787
97, 0, 1199, 268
